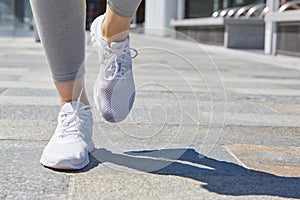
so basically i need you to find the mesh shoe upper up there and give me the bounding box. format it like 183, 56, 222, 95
91, 15, 137, 122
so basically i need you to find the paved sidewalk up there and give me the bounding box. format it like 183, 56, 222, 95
0, 33, 300, 199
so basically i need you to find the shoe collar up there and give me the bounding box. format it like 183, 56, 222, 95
61, 101, 86, 113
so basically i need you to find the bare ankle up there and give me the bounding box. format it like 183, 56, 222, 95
101, 7, 132, 43
60, 99, 89, 108
101, 22, 129, 43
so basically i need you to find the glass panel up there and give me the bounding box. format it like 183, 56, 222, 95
0, 0, 14, 28
0, 0, 33, 36
185, 0, 266, 18
277, 22, 300, 56
231, 0, 265, 7
185, 0, 214, 18
24, 0, 33, 25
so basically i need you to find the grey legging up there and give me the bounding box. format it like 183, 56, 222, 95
30, 0, 142, 82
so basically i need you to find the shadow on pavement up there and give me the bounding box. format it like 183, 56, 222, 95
85, 148, 299, 198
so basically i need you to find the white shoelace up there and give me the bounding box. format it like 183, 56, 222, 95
59, 89, 91, 138
103, 44, 138, 80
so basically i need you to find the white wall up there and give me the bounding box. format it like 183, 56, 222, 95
145, 0, 178, 36
264, 0, 280, 55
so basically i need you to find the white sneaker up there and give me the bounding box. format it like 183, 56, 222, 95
40, 100, 94, 170
91, 14, 137, 123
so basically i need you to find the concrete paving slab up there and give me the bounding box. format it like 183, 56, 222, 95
199, 112, 300, 127
286, 84, 300, 90
17, 75, 53, 83
1, 88, 58, 97
231, 92, 300, 104
1, 34, 300, 199
0, 75, 20, 82
0, 87, 6, 94
0, 105, 59, 121
232, 88, 300, 97
0, 81, 54, 89
0, 96, 60, 106
219, 126, 300, 147
69, 148, 300, 200
223, 78, 300, 85
68, 173, 210, 200
0, 67, 30, 75
132, 99, 273, 115
1, 119, 298, 150
261, 102, 300, 114
68, 173, 300, 199
0, 120, 57, 140
0, 141, 68, 200
228, 144, 300, 177
92, 123, 202, 152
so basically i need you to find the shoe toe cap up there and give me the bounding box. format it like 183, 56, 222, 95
41, 144, 89, 170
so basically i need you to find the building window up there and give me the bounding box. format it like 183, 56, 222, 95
0, 0, 33, 28
185, 0, 215, 18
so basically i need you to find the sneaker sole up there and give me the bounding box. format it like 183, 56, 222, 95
40, 154, 90, 170
40, 141, 95, 170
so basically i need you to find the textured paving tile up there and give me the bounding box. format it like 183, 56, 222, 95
2, 88, 58, 97
93, 123, 199, 148
69, 173, 300, 199
94, 100, 289, 127
286, 84, 300, 90
69, 148, 300, 200
0, 87, 6, 94
261, 102, 300, 114
0, 96, 59, 106
68, 173, 209, 200
0, 75, 20, 82
129, 98, 273, 115
0, 120, 57, 140
0, 105, 59, 121
95, 104, 202, 125
0, 141, 68, 200
253, 74, 300, 80
0, 81, 54, 89
232, 88, 300, 97
223, 78, 300, 85
199, 112, 300, 127
0, 67, 29, 75
232, 93, 300, 104
1, 35, 300, 200
219, 126, 300, 147
228, 144, 300, 177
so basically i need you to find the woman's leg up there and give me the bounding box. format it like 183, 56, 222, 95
30, 0, 88, 107
30, 0, 93, 170
91, 0, 142, 123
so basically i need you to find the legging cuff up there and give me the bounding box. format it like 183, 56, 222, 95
52, 67, 86, 83
107, 0, 141, 18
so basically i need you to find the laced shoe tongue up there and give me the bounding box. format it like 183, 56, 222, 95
71, 101, 85, 109
62, 101, 86, 110
61, 102, 75, 113
107, 38, 129, 78
59, 102, 83, 141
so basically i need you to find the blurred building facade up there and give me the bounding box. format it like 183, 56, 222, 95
0, 0, 105, 33
0, 0, 144, 32
1, 0, 299, 56
144, 0, 299, 56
